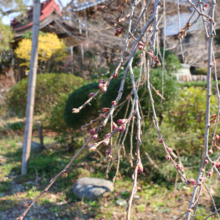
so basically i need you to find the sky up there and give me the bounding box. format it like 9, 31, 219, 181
2, 0, 71, 25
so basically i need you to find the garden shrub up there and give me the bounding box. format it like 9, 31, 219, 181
6, 73, 84, 117
64, 82, 101, 129
193, 67, 207, 75
101, 67, 179, 123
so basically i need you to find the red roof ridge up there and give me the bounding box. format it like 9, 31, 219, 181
12, 0, 62, 31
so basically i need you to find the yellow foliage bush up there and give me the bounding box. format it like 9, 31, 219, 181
15, 33, 64, 68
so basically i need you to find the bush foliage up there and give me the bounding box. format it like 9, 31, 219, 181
64, 82, 101, 129
6, 73, 84, 118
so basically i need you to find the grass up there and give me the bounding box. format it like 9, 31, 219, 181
0, 134, 220, 220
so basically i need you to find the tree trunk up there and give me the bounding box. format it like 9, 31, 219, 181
21, 0, 41, 175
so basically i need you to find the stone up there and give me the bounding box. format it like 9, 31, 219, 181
116, 199, 127, 206
21, 141, 43, 152
73, 177, 114, 201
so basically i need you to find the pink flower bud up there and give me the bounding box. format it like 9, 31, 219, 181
138, 163, 144, 174
208, 170, 213, 177
166, 147, 173, 153
103, 138, 110, 146
215, 134, 220, 140
138, 45, 143, 50
117, 119, 126, 125
115, 28, 123, 37
98, 79, 104, 83
72, 108, 79, 113
62, 171, 68, 178
89, 143, 98, 151
158, 138, 163, 143
102, 86, 107, 93
148, 26, 153, 32
176, 164, 184, 171
216, 162, 220, 168
166, 155, 171, 160
106, 147, 111, 156
105, 133, 111, 139
89, 93, 95, 97
205, 159, 209, 164
102, 108, 110, 113
208, 149, 213, 155
112, 122, 118, 130
89, 128, 96, 135
97, 5, 105, 10
113, 72, 118, 78
93, 134, 98, 140
211, 114, 216, 118
119, 124, 126, 133
23, 201, 31, 208
188, 209, 193, 213
112, 101, 117, 105
204, 3, 208, 7
188, 179, 196, 186
201, 168, 205, 172
212, 161, 216, 166
98, 83, 104, 89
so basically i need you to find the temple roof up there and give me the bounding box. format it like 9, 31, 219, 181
11, 0, 84, 47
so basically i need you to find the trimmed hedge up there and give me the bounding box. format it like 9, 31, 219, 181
64, 82, 101, 129
6, 73, 84, 117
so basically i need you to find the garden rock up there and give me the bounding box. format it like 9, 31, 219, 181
73, 177, 114, 201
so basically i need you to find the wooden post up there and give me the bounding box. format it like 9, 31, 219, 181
37, 121, 44, 147
21, 0, 41, 175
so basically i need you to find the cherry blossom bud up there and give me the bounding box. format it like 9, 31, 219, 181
212, 161, 216, 166
102, 108, 110, 113
112, 122, 118, 130
188, 208, 193, 213
115, 28, 123, 37
188, 179, 196, 186
93, 134, 98, 140
166, 155, 171, 160
176, 164, 184, 171
211, 114, 216, 118
97, 5, 105, 10
199, 178, 203, 182
106, 147, 111, 156
89, 93, 95, 97
153, 55, 159, 61
108, 154, 113, 160
216, 162, 220, 168
89, 128, 96, 135
158, 138, 163, 143
166, 147, 173, 153
105, 133, 111, 139
198, 181, 202, 186
215, 134, 220, 140
204, 3, 208, 7
201, 168, 205, 172
150, 9, 154, 14
208, 170, 213, 177
98, 83, 104, 89
62, 171, 68, 178
148, 26, 153, 32
102, 86, 107, 93
208, 149, 213, 155
112, 101, 117, 105
103, 138, 110, 146
117, 119, 126, 125
98, 79, 104, 83
23, 201, 31, 208
119, 124, 126, 133
89, 143, 98, 151
138, 45, 143, 50
205, 159, 209, 164
72, 108, 79, 113
138, 53, 143, 58
99, 113, 104, 117
138, 163, 144, 174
